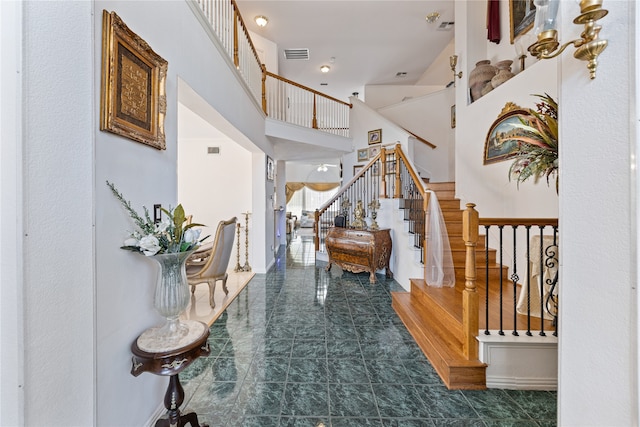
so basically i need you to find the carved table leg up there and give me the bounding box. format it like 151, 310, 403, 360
154, 374, 208, 427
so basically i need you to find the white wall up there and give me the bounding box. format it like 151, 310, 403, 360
177, 104, 252, 253
364, 84, 444, 110
557, 1, 638, 425
378, 88, 455, 182
0, 1, 23, 425
20, 2, 96, 425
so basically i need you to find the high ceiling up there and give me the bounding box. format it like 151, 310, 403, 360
236, 1, 456, 103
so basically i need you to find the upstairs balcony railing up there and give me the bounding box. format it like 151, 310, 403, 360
194, 0, 351, 136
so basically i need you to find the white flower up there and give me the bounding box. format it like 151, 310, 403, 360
155, 218, 171, 233
139, 235, 161, 256
183, 228, 201, 244
123, 237, 139, 247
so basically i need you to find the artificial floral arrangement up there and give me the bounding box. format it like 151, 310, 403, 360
508, 93, 558, 192
107, 181, 208, 256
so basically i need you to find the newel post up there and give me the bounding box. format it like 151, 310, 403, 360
462, 203, 479, 359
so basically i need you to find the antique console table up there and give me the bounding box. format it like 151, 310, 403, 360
325, 227, 392, 283
131, 320, 210, 427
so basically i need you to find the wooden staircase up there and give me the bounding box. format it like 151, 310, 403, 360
392, 182, 494, 390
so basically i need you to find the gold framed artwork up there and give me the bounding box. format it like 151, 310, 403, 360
509, 0, 536, 44
484, 102, 529, 165
100, 10, 168, 150
357, 148, 369, 162
353, 165, 364, 175
369, 146, 380, 159
368, 129, 382, 145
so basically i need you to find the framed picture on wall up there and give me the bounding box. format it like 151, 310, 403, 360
357, 148, 369, 162
266, 156, 275, 181
368, 129, 382, 145
483, 102, 529, 165
369, 146, 380, 159
353, 164, 364, 175
100, 10, 168, 150
509, 0, 536, 44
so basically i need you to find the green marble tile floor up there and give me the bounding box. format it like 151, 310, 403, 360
179, 235, 557, 426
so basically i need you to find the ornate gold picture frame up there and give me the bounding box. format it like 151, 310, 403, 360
484, 102, 529, 165
509, 0, 536, 44
100, 10, 168, 150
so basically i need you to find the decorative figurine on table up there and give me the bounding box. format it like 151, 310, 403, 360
368, 199, 380, 230
351, 200, 367, 229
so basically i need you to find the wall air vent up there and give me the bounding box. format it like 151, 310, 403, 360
283, 48, 310, 60
437, 21, 454, 31
207, 146, 220, 154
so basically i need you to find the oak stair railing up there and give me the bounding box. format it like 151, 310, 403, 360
392, 184, 559, 390
193, 0, 351, 136
313, 144, 428, 260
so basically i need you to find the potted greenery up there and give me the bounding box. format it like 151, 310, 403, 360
508, 94, 558, 192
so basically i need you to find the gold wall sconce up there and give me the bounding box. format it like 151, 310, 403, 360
527, 0, 608, 79
450, 55, 463, 86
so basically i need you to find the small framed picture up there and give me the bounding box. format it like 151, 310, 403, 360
369, 146, 380, 159
451, 105, 456, 129
368, 129, 382, 145
371, 163, 380, 177
353, 164, 364, 175
357, 148, 369, 162
266, 156, 275, 181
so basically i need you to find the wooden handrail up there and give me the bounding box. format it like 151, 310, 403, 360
394, 143, 427, 199
402, 127, 437, 149
479, 218, 558, 227
265, 71, 352, 107
231, 0, 263, 68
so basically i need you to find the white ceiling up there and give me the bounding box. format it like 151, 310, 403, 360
236, 1, 456, 102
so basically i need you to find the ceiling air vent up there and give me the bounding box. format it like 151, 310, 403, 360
283, 48, 310, 60
207, 146, 220, 154
437, 21, 455, 31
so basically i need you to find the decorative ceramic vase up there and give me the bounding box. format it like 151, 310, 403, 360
491, 60, 515, 89
469, 60, 497, 102
149, 250, 194, 341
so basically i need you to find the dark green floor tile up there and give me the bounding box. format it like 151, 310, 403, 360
287, 358, 328, 383
292, 339, 327, 358
333, 417, 384, 426
381, 419, 434, 426
281, 383, 329, 416
482, 420, 541, 427
329, 383, 379, 417
462, 389, 529, 420
238, 415, 281, 426
504, 389, 557, 421
279, 416, 330, 426
430, 419, 485, 427
327, 358, 370, 384
401, 359, 442, 385
234, 381, 285, 416
372, 383, 429, 418
366, 359, 413, 384
263, 338, 294, 357
326, 339, 362, 359
414, 386, 478, 419
246, 356, 289, 382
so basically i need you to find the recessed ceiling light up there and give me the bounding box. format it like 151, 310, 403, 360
255, 15, 268, 27
320, 65, 331, 73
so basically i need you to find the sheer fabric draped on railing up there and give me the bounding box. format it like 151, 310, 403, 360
313, 145, 454, 287
193, 0, 351, 136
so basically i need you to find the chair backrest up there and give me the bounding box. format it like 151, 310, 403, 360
189, 217, 237, 278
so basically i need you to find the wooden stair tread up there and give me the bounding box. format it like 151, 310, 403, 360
392, 292, 486, 390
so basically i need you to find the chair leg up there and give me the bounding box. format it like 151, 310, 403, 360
190, 284, 196, 294
207, 280, 217, 309
222, 273, 229, 295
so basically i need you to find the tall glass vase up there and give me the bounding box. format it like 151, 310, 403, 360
149, 250, 194, 342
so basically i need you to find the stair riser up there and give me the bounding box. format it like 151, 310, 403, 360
410, 280, 463, 344
451, 250, 496, 265
426, 182, 456, 192
438, 199, 461, 210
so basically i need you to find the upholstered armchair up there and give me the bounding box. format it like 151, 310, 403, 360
186, 217, 237, 308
